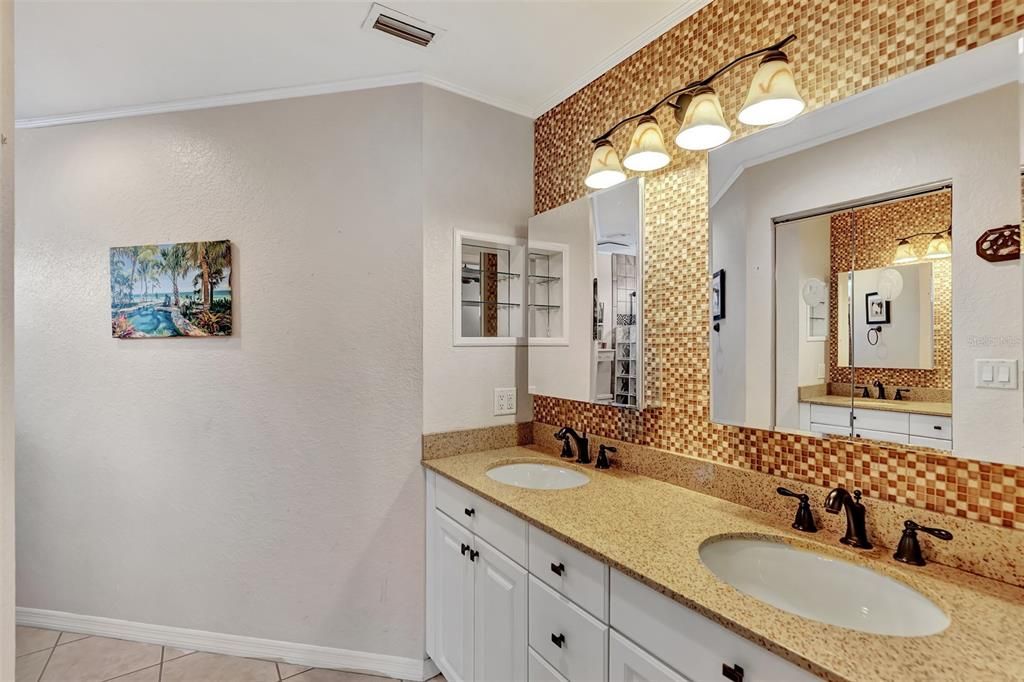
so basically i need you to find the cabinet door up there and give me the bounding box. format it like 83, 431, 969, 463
435, 510, 476, 682
474, 537, 528, 682
609, 630, 688, 682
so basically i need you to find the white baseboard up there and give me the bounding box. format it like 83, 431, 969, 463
17, 607, 439, 681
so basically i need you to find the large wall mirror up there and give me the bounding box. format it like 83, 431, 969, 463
709, 32, 1022, 465
529, 178, 645, 409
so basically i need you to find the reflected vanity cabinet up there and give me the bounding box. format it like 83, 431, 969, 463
425, 471, 817, 682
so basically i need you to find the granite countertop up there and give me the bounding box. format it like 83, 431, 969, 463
802, 393, 952, 417
423, 446, 1024, 682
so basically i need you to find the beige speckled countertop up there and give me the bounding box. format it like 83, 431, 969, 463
802, 394, 952, 417
424, 447, 1024, 682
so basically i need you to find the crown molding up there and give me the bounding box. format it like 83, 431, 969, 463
14, 71, 536, 129
529, 0, 713, 118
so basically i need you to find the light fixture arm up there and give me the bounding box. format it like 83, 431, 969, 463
590, 34, 797, 144
896, 226, 953, 241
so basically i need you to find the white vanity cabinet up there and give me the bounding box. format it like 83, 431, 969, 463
426, 471, 819, 682
803, 402, 952, 451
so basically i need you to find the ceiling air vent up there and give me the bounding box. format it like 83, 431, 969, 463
362, 3, 442, 48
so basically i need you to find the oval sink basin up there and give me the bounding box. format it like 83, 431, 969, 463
699, 537, 949, 636
486, 463, 590, 490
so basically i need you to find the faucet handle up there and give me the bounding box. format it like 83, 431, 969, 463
595, 444, 616, 470
893, 520, 952, 566
776, 487, 817, 533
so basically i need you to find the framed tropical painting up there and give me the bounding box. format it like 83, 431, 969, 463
110, 240, 232, 338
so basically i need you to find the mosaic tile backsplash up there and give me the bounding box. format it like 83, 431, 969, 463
533, 0, 1024, 529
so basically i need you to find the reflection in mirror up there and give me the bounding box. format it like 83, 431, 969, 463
708, 32, 1022, 465
529, 178, 644, 409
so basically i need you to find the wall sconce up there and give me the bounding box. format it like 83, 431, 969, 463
891, 227, 952, 264
584, 34, 805, 189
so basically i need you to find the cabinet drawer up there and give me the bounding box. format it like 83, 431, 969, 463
610, 570, 817, 682
609, 630, 687, 682
909, 435, 953, 451
808, 403, 850, 427
529, 526, 609, 621
529, 647, 569, 682
852, 407, 908, 433
529, 576, 608, 682
809, 422, 851, 438
853, 427, 909, 445
909, 413, 952, 439
435, 474, 527, 566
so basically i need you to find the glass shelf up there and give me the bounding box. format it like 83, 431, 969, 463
529, 303, 561, 310
461, 266, 520, 283
528, 274, 561, 284
462, 300, 521, 308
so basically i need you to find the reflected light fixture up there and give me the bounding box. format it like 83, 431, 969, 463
925, 230, 952, 259
737, 50, 806, 126
623, 115, 671, 171
674, 86, 732, 151
892, 239, 918, 264
585, 140, 627, 189
892, 226, 952, 264
581, 34, 803, 188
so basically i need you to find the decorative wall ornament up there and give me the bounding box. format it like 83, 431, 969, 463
711, 269, 725, 321
110, 240, 232, 338
975, 224, 1020, 263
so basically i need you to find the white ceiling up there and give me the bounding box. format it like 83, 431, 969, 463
15, 0, 710, 127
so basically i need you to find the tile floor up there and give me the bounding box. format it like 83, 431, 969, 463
15, 626, 445, 682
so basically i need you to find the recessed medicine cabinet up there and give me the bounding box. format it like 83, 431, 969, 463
454, 231, 526, 346
708, 32, 1023, 465
528, 177, 645, 409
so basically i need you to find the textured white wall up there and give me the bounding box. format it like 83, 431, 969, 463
0, 2, 13, 677
422, 86, 534, 433
15, 85, 428, 659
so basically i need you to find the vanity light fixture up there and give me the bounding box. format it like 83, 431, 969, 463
583, 35, 804, 188
925, 230, 952, 259
892, 238, 918, 264
585, 140, 627, 189
674, 86, 732, 151
737, 50, 806, 126
891, 227, 952, 264
622, 115, 671, 171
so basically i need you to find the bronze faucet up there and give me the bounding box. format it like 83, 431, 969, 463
824, 487, 872, 549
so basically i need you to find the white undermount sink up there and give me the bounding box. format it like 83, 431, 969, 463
486, 462, 590, 490
699, 536, 949, 637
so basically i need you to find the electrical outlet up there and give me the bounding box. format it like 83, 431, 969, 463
494, 387, 517, 416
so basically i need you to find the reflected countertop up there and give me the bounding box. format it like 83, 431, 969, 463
801, 393, 952, 417
424, 446, 1023, 682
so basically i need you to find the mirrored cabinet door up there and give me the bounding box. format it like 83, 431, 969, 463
529, 178, 645, 409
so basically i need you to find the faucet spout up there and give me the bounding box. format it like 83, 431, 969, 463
554, 427, 590, 464
824, 487, 873, 549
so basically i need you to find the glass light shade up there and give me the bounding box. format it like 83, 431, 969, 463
584, 141, 627, 189
892, 239, 918, 264
674, 88, 732, 151
623, 115, 670, 171
925, 232, 952, 259
738, 53, 806, 126
877, 268, 904, 301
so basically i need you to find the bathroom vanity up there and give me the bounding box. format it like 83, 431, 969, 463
425, 463, 817, 682
422, 447, 1024, 682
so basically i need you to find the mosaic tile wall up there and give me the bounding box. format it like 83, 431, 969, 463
827, 191, 953, 391
533, 0, 1024, 528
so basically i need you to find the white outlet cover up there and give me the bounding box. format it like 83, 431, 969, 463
493, 387, 517, 415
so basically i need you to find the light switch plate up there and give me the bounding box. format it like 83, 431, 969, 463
975, 359, 1019, 390
494, 387, 517, 415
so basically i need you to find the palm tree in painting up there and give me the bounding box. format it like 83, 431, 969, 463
136, 256, 155, 302
159, 244, 189, 307
185, 241, 230, 309
112, 244, 158, 304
